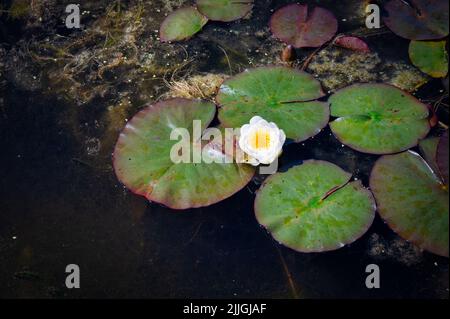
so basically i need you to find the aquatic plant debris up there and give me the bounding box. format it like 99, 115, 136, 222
370, 151, 449, 257
159, 7, 208, 42
255, 160, 376, 253
329, 83, 430, 154
383, 0, 449, 40
196, 0, 254, 22
269, 3, 338, 48
409, 40, 448, 78
217, 66, 329, 142
113, 98, 254, 210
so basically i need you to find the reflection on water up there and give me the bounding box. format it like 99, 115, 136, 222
0, 0, 448, 298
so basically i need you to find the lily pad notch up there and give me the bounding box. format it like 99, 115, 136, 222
270, 3, 338, 48
370, 151, 449, 257
329, 83, 430, 154
217, 66, 330, 142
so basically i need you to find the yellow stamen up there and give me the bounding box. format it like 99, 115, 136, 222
249, 128, 271, 150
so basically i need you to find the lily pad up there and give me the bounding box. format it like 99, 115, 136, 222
418, 136, 440, 175
269, 4, 338, 48
383, 0, 449, 40
217, 66, 329, 142
160, 7, 208, 42
196, 0, 253, 22
329, 83, 430, 154
334, 36, 370, 53
113, 98, 255, 210
437, 130, 449, 185
370, 151, 449, 257
409, 40, 448, 78
255, 160, 376, 253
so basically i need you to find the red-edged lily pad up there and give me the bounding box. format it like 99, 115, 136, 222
329, 83, 430, 154
216, 66, 329, 142
255, 160, 376, 253
370, 151, 449, 257
383, 0, 449, 40
113, 98, 255, 210
160, 7, 208, 42
196, 0, 254, 22
437, 130, 449, 185
270, 4, 338, 48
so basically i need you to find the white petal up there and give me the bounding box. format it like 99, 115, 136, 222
240, 124, 251, 136
249, 116, 264, 125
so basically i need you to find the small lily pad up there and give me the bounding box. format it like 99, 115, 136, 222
217, 66, 329, 142
329, 84, 430, 154
196, 0, 253, 22
419, 136, 440, 175
409, 40, 448, 78
270, 4, 338, 48
437, 130, 449, 185
383, 0, 449, 40
334, 36, 370, 53
370, 151, 449, 257
160, 7, 208, 42
255, 160, 376, 253
113, 98, 255, 210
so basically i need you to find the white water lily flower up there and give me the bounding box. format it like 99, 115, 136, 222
238, 116, 286, 166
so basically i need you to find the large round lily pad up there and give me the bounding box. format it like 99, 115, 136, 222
255, 160, 376, 253
409, 40, 448, 78
269, 4, 338, 48
329, 84, 430, 154
217, 66, 329, 142
160, 7, 208, 42
196, 0, 253, 22
113, 98, 255, 210
437, 130, 449, 185
370, 151, 449, 257
383, 0, 449, 40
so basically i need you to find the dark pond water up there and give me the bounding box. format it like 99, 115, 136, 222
0, 0, 448, 298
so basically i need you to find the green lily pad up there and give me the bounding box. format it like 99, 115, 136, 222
217, 66, 329, 142
370, 151, 449, 257
255, 160, 376, 253
159, 7, 208, 42
419, 136, 440, 175
329, 84, 430, 154
437, 130, 449, 185
196, 0, 253, 22
113, 98, 255, 210
270, 4, 338, 48
409, 40, 448, 78
383, 0, 449, 40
